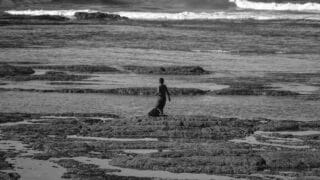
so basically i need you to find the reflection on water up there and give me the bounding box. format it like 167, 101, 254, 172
0, 140, 66, 180
272, 83, 319, 95
4, 158, 66, 180
67, 135, 158, 142
230, 133, 309, 149
122, 149, 170, 154
1, 91, 320, 121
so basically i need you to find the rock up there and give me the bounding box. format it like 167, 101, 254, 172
33, 153, 52, 160
0, 152, 12, 170
2, 113, 320, 178
74, 12, 128, 21
55, 159, 123, 179
123, 65, 210, 75
0, 172, 20, 180
0, 113, 37, 124
110, 142, 267, 175
82, 118, 103, 125
259, 121, 300, 131
0, 64, 34, 77
261, 151, 320, 170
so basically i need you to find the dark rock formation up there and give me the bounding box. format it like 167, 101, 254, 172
0, 64, 35, 77
75, 12, 128, 21
261, 151, 320, 171
123, 65, 210, 75
54, 159, 122, 179
258, 120, 300, 131
0, 172, 20, 180
110, 142, 267, 175
31, 65, 121, 73
74, 115, 260, 140
55, 159, 153, 180
0, 151, 18, 180
0, 113, 38, 124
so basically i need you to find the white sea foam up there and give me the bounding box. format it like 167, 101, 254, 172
5, 9, 320, 21
5, 9, 97, 19
230, 0, 320, 12
115, 11, 320, 20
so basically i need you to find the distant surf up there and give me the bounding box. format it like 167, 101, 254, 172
5, 9, 320, 21
230, 0, 320, 12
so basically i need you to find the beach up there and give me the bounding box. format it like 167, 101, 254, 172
0, 0, 320, 179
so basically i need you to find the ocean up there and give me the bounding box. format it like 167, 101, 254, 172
2, 0, 320, 20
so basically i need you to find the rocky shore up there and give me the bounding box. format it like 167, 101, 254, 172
74, 12, 128, 21
0, 64, 34, 77
0, 113, 320, 179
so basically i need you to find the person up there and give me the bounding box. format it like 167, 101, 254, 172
156, 78, 171, 115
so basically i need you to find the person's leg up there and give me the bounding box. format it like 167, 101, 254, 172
160, 98, 166, 115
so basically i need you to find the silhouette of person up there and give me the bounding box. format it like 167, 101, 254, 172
156, 78, 171, 115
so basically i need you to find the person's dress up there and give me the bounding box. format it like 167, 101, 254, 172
148, 84, 168, 117
156, 96, 166, 113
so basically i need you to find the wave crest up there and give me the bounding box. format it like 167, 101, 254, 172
4, 10, 97, 19
230, 0, 320, 12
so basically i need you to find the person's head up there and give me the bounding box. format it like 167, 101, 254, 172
159, 78, 164, 84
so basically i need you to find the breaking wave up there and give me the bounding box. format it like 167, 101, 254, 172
230, 0, 320, 12
5, 9, 320, 21
115, 11, 320, 20
4, 10, 96, 19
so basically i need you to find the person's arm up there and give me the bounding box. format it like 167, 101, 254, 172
166, 86, 171, 101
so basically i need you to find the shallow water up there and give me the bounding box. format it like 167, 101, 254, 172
1, 91, 320, 121
72, 157, 238, 180
230, 130, 316, 149
4, 158, 66, 180
230, 136, 309, 149
0, 70, 227, 91
272, 83, 320, 95
0, 140, 66, 180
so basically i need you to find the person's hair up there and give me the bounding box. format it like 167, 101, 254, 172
159, 78, 164, 84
